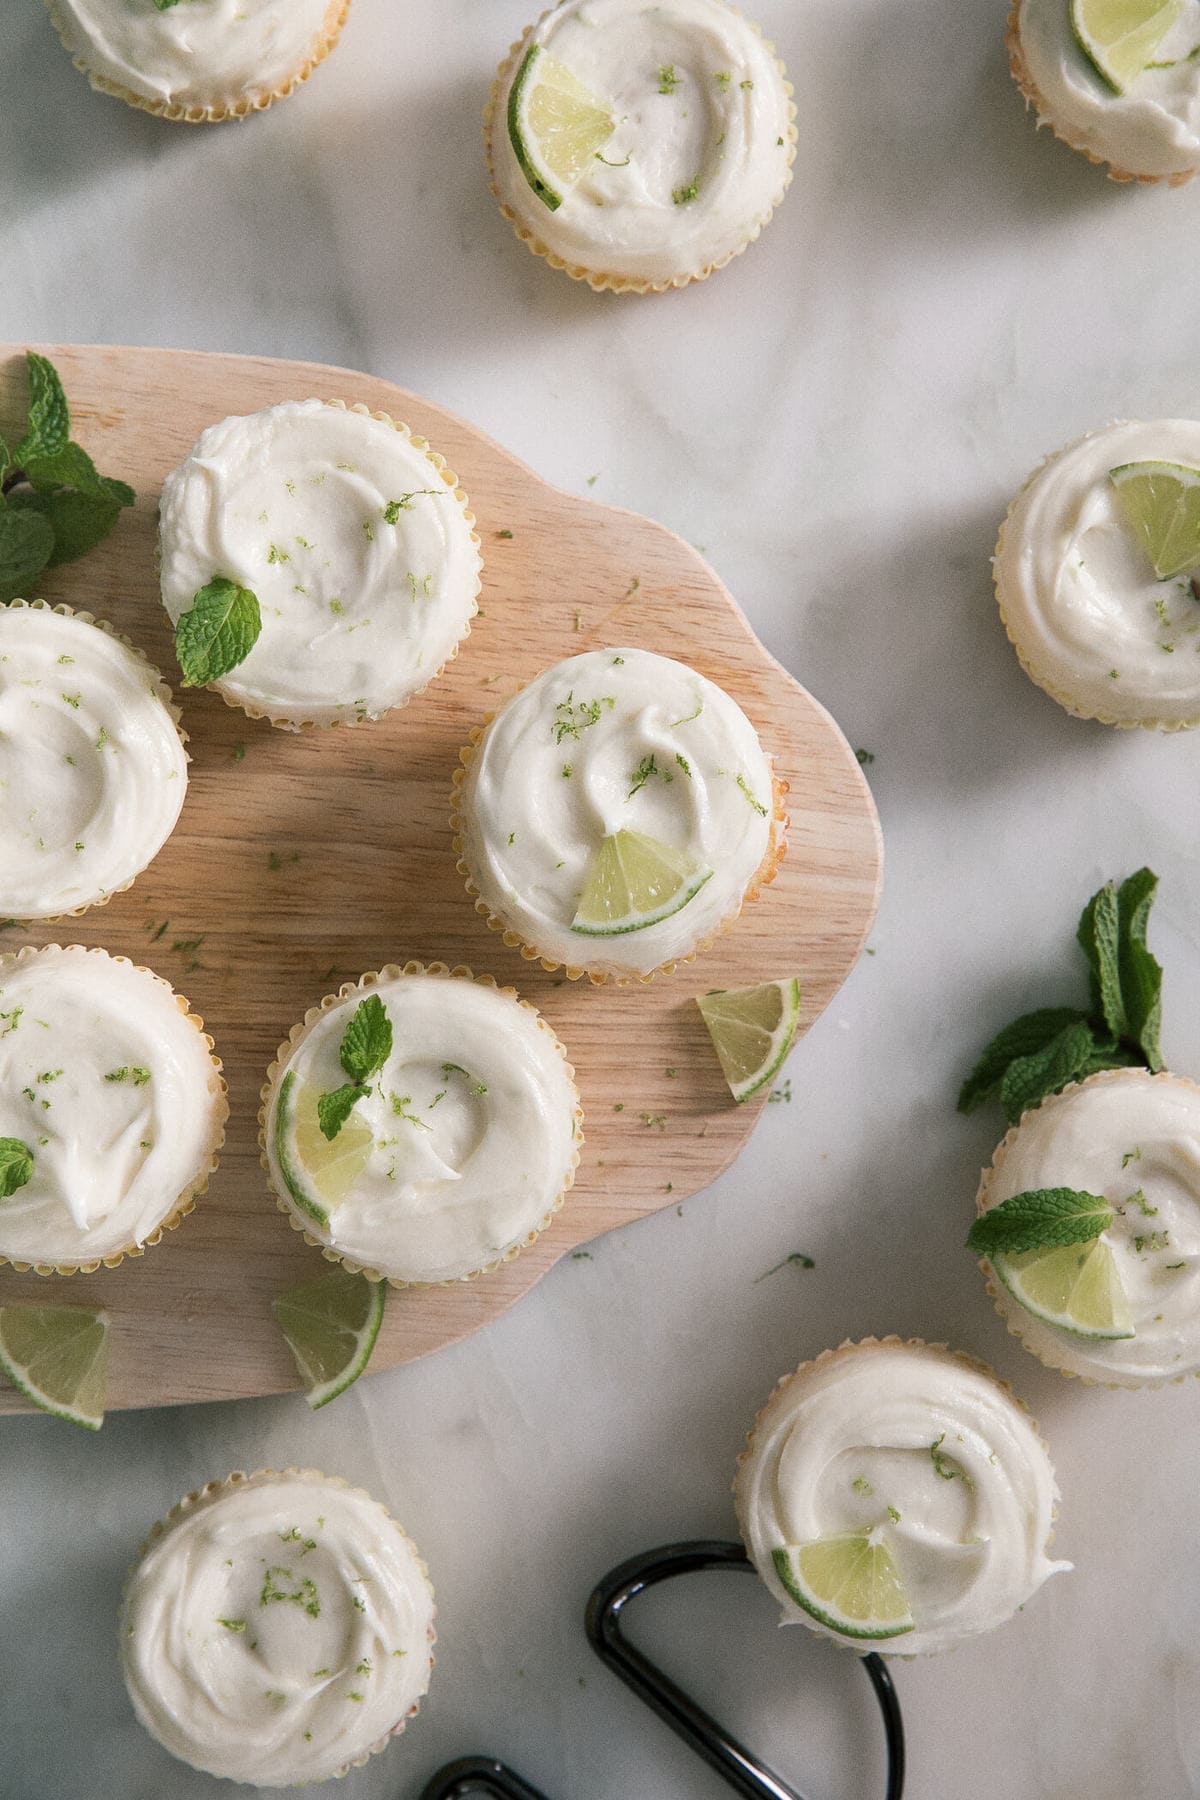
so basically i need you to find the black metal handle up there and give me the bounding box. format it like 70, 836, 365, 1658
417, 1755, 553, 1800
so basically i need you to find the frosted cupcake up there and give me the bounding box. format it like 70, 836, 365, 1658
45, 0, 350, 123
0, 603, 187, 922
262, 963, 582, 1284
453, 647, 785, 981
1009, 0, 1200, 183
735, 1339, 1069, 1654
159, 400, 481, 730
974, 1068, 1200, 1388
486, 0, 796, 292
995, 421, 1200, 727
120, 1468, 435, 1786
0, 945, 226, 1274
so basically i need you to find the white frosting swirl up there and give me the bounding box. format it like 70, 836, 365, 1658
459, 648, 776, 977
981, 1070, 1200, 1386
0, 946, 223, 1267
0, 606, 187, 921
490, 0, 794, 284
736, 1342, 1068, 1656
47, 0, 339, 111
159, 401, 480, 729
267, 971, 580, 1283
995, 420, 1200, 724
120, 1471, 435, 1787
1017, 0, 1200, 179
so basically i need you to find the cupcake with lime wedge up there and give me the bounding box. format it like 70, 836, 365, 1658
486, 0, 796, 293
995, 420, 1200, 727
452, 647, 786, 982
1009, 0, 1200, 183
735, 1338, 1070, 1655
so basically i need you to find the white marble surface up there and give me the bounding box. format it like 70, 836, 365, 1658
4, 1, 1200, 1796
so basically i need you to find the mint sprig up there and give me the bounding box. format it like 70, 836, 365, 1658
318, 996, 393, 1142
175, 577, 262, 687
0, 1137, 34, 1199
967, 1187, 1112, 1258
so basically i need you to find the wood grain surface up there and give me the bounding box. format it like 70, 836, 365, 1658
0, 344, 882, 1413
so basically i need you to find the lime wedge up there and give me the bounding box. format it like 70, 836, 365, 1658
507, 44, 616, 211
0, 1304, 109, 1430
1070, 0, 1183, 91
993, 1236, 1134, 1339
274, 1069, 373, 1230
570, 830, 713, 937
273, 1267, 386, 1410
697, 977, 801, 1103
771, 1535, 914, 1641
1109, 460, 1200, 579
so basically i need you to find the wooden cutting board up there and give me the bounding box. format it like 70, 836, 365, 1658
0, 344, 882, 1414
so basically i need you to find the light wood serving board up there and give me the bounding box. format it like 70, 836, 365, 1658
0, 344, 881, 1414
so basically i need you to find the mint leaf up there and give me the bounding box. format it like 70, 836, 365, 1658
175, 577, 261, 686
151, 0, 181, 8
0, 433, 10, 489
1116, 867, 1162, 1070
8, 488, 121, 568
317, 1085, 363, 1142
0, 1137, 34, 1199
1077, 882, 1124, 1039
0, 505, 55, 602
14, 353, 70, 464
339, 994, 392, 1083
23, 442, 134, 508
998, 1018, 1095, 1124
967, 1187, 1112, 1257
957, 1008, 1090, 1113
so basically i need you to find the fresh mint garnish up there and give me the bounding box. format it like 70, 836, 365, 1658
317, 995, 393, 1141
966, 1187, 1113, 1257
0, 1137, 34, 1198
175, 577, 262, 687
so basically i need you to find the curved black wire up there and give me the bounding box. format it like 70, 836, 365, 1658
417, 1755, 552, 1800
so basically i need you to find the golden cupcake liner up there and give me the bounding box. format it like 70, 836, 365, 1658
258, 959, 584, 1286
0, 600, 190, 927
483, 5, 798, 295
45, 0, 351, 124
120, 1466, 436, 1786
1006, 2, 1196, 187
0, 943, 227, 1278
975, 1066, 1200, 1390
450, 713, 789, 985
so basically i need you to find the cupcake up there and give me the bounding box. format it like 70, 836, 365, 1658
994, 421, 1200, 727
120, 1468, 435, 1786
45, 0, 350, 123
1009, 0, 1200, 184
452, 647, 785, 981
262, 963, 582, 1284
974, 1068, 1200, 1388
0, 945, 226, 1275
486, 0, 796, 293
0, 603, 188, 923
158, 400, 481, 730
735, 1339, 1069, 1654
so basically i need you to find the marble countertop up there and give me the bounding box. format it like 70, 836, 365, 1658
4, 1, 1200, 1796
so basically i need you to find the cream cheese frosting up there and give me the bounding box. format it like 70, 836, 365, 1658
120, 1469, 435, 1787
979, 1070, 1200, 1386
457, 647, 777, 977
1016, 0, 1200, 179
490, 0, 794, 284
995, 420, 1200, 725
0, 946, 224, 1268
47, 0, 341, 113
0, 605, 187, 921
159, 400, 480, 729
736, 1341, 1069, 1656
267, 969, 581, 1283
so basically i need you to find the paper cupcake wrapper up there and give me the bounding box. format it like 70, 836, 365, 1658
0, 600, 190, 925
0, 943, 227, 1277
45, 0, 351, 124
1005, 3, 1196, 187
120, 1466, 436, 1787
450, 714, 789, 985
258, 959, 584, 1285
483, 5, 798, 295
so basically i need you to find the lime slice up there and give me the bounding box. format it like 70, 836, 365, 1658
507, 44, 616, 211
273, 1267, 386, 1410
274, 1068, 373, 1230
993, 1236, 1134, 1339
0, 1304, 109, 1430
696, 977, 801, 1103
771, 1535, 914, 1641
1109, 460, 1200, 579
1070, 0, 1183, 91
570, 830, 713, 937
